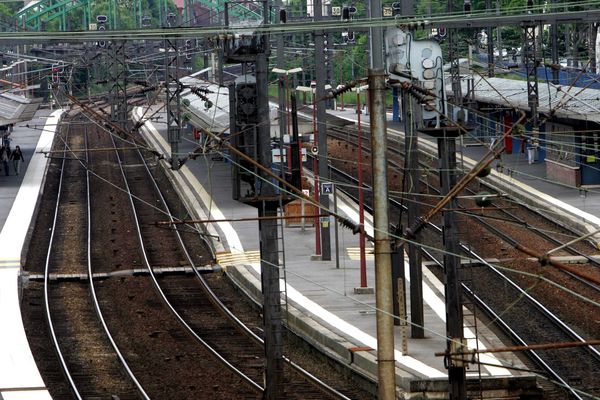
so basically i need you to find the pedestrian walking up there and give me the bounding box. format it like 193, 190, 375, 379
11, 145, 24, 175
1, 146, 10, 176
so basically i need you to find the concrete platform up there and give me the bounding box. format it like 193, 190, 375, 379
0, 109, 63, 400
134, 106, 538, 398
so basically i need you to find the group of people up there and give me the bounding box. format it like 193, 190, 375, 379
0, 145, 24, 176
1, 124, 25, 176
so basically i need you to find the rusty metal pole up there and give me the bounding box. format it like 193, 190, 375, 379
368, 68, 396, 400
356, 90, 367, 288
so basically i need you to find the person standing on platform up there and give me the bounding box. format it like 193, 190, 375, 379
1, 146, 10, 176
11, 145, 24, 175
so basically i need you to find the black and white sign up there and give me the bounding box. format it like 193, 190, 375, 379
321, 182, 334, 195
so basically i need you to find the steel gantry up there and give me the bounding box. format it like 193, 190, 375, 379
448, 0, 462, 108
108, 40, 128, 129
523, 22, 539, 128
164, 35, 183, 170
16, 0, 91, 31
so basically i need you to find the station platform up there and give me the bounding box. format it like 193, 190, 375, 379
0, 109, 62, 400
133, 106, 541, 397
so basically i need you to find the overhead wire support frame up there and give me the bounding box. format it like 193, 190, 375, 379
7, 8, 600, 42
164, 35, 183, 170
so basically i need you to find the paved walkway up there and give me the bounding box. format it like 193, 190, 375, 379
0, 108, 61, 400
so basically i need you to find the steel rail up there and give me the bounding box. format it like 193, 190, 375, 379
327, 159, 593, 398
421, 247, 585, 400
326, 157, 600, 358
83, 122, 151, 400
329, 124, 600, 290
410, 199, 600, 361
457, 201, 600, 294
111, 134, 264, 395
135, 137, 355, 399
43, 115, 83, 400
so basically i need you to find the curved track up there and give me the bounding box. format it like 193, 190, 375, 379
43, 114, 145, 399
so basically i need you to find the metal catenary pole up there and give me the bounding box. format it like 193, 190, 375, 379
368, 68, 396, 400
314, 0, 331, 260
356, 89, 368, 287
404, 92, 424, 338
438, 135, 467, 400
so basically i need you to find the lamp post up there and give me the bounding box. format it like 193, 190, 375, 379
354, 84, 369, 289
272, 67, 303, 137
296, 84, 320, 256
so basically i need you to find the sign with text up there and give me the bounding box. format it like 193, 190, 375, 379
320, 182, 334, 196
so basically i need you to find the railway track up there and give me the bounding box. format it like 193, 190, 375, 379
323, 124, 600, 398
24, 105, 375, 399
42, 114, 145, 399
113, 122, 368, 399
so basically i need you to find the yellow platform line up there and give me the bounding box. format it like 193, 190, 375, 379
217, 251, 261, 266
0, 258, 21, 269
346, 247, 375, 261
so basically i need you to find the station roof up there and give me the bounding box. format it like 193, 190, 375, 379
451, 75, 600, 123
0, 93, 42, 125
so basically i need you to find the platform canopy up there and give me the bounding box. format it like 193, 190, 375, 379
0, 93, 42, 126
448, 75, 600, 123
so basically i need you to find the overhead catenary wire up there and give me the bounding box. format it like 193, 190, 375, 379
39, 21, 600, 388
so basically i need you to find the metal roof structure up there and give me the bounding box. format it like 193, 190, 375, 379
0, 93, 42, 125
452, 75, 600, 123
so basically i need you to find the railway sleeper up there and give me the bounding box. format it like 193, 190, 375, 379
24, 265, 220, 282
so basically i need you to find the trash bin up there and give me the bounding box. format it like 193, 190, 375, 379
527, 147, 537, 164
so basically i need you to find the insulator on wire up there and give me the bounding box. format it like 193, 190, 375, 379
338, 216, 366, 237
190, 86, 213, 104
324, 80, 359, 100
190, 86, 212, 94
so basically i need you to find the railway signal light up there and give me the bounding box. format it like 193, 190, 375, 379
341, 5, 357, 21
96, 15, 107, 48
342, 6, 350, 21
347, 30, 355, 43
236, 83, 258, 123
279, 9, 287, 23
184, 39, 193, 61
166, 12, 176, 27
